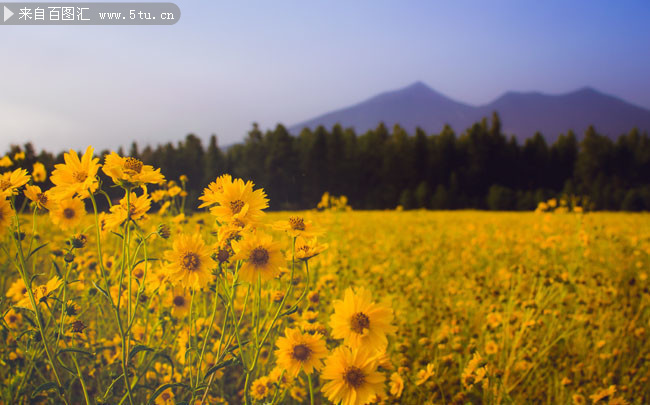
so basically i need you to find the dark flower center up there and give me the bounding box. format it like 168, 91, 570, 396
133, 267, 144, 279
289, 216, 305, 231
291, 344, 311, 361
343, 366, 366, 388
124, 157, 143, 174
230, 199, 245, 214
63, 208, 76, 219
37, 193, 48, 206
0, 179, 10, 190
255, 384, 267, 396
182, 252, 200, 271
216, 248, 231, 263
350, 312, 370, 334
71, 320, 87, 333
173, 295, 186, 307
250, 247, 269, 266
73, 171, 88, 182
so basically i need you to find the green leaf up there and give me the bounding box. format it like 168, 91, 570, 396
227, 339, 250, 353
203, 358, 237, 380
92, 281, 111, 302
58, 348, 94, 357
29, 273, 44, 287
146, 383, 189, 405
133, 258, 159, 267
26, 243, 49, 262
281, 306, 299, 317
52, 260, 62, 278
129, 344, 154, 362
31, 382, 59, 398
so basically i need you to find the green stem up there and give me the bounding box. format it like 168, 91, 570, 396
55, 256, 74, 350
9, 198, 69, 405
90, 188, 134, 405
188, 287, 197, 389
88, 190, 116, 307
197, 282, 220, 380
269, 369, 286, 405
243, 237, 297, 404
307, 373, 315, 405
72, 355, 91, 405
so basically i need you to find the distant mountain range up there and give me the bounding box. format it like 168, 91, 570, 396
289, 81, 650, 142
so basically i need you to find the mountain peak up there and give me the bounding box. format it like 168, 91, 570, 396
290, 84, 650, 142
405, 81, 429, 90
573, 86, 599, 95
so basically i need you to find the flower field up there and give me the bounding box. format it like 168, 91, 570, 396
1, 148, 650, 404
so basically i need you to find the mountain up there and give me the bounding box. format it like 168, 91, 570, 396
290, 82, 650, 142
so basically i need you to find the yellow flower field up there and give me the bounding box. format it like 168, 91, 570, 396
1, 149, 649, 405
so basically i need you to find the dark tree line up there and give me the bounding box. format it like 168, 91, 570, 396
5, 113, 650, 211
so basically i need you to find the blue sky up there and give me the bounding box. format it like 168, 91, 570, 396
1, 0, 649, 152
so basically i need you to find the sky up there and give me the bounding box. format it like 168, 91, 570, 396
1, 0, 650, 152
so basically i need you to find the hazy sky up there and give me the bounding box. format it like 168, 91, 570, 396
1, 0, 649, 152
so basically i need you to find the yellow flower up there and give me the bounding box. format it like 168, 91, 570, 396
13, 151, 25, 161
169, 286, 191, 318
24, 185, 54, 210
272, 216, 323, 238
164, 233, 213, 289
168, 186, 182, 197
50, 146, 100, 200
321, 346, 385, 405
293, 236, 328, 261
102, 152, 165, 186
0, 198, 13, 236
50, 197, 85, 230
269, 365, 294, 387
462, 352, 488, 390
329, 287, 396, 352
151, 189, 167, 203
154, 387, 174, 405
389, 372, 404, 398
6, 278, 28, 302
4, 308, 22, 328
274, 328, 328, 377
486, 312, 502, 329
32, 162, 47, 182
250, 376, 271, 401
158, 200, 171, 215
105, 191, 151, 230
146, 265, 169, 293
589, 386, 617, 404
208, 177, 268, 226
290, 385, 307, 402
572, 394, 586, 405
485, 340, 499, 355
231, 231, 284, 283
18, 277, 63, 308
415, 363, 435, 385
0, 168, 30, 198
0, 156, 12, 167
172, 213, 186, 224
198, 174, 233, 208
